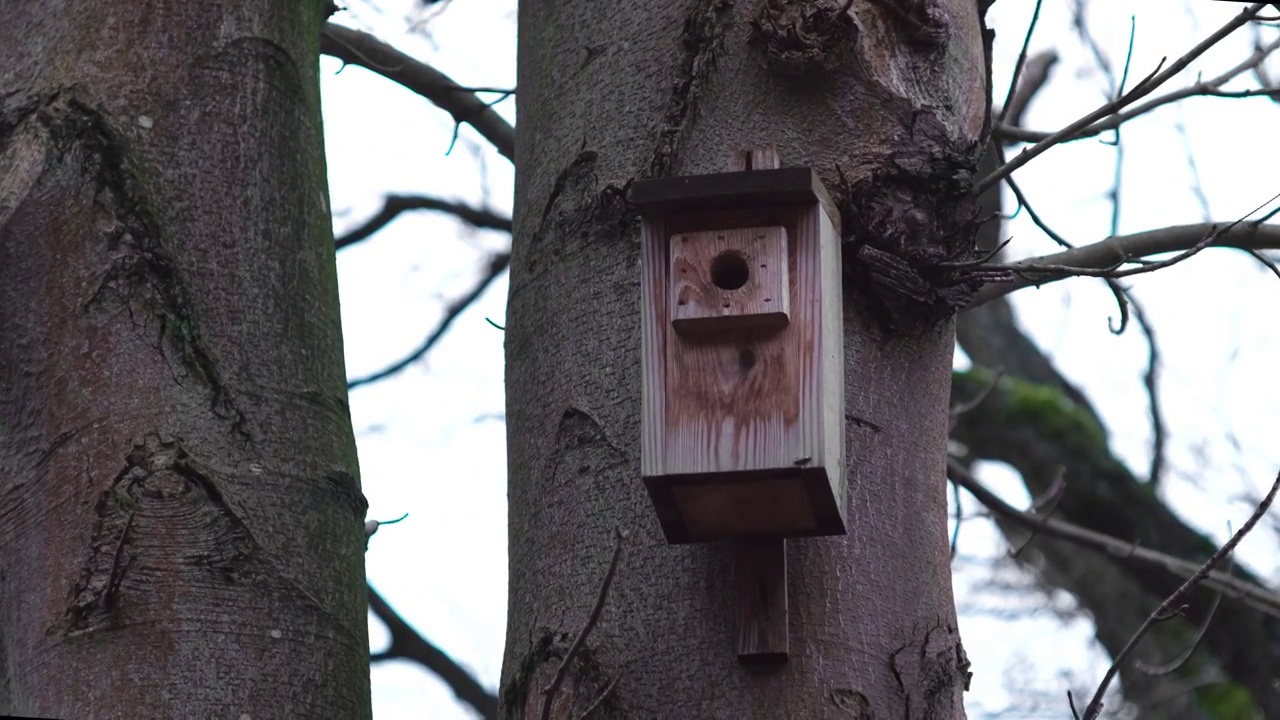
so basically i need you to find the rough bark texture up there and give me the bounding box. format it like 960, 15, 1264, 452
0, 2, 371, 717
504, 1, 988, 716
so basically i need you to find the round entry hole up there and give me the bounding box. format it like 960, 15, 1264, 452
710, 251, 749, 290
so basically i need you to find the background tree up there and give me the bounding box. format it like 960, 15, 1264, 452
0, 1, 371, 717
335, 2, 1280, 718
10, 0, 1275, 717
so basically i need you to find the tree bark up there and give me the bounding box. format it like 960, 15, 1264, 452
503, 1, 989, 716
0, 2, 371, 717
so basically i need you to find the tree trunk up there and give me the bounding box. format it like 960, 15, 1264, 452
0, 2, 371, 717
503, 1, 989, 716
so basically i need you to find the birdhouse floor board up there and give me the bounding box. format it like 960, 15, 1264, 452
643, 467, 845, 544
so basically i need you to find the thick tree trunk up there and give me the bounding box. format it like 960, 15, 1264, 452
504, 1, 988, 716
0, 2, 371, 717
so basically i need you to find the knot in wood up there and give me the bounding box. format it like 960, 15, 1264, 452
750, 0, 856, 76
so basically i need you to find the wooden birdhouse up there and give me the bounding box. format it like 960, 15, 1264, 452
634, 165, 847, 544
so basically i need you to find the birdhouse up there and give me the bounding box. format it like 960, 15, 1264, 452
634, 166, 847, 544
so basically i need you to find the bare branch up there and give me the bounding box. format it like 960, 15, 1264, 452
542, 527, 628, 720
368, 584, 498, 719
320, 22, 515, 162
1007, 467, 1065, 558
977, 3, 1268, 194
347, 252, 510, 390
995, 30, 1280, 145
335, 195, 512, 251
946, 460, 1280, 618
1000, 50, 1059, 129
1135, 572, 1226, 676
997, 0, 1046, 126
1081, 469, 1280, 719
1125, 294, 1166, 487
966, 221, 1280, 307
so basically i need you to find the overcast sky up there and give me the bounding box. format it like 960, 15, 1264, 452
320, 1, 1280, 717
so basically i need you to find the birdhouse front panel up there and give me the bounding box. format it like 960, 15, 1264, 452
635, 168, 846, 544
669, 226, 790, 334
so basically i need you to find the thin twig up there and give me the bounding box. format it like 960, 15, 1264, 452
1003, 173, 1072, 248
1246, 247, 1280, 281
945, 460, 1280, 617
576, 672, 624, 720
950, 369, 1004, 421
1008, 467, 1065, 558
542, 527, 628, 720
950, 476, 963, 559
1080, 470, 1280, 719
1103, 18, 1138, 239
1134, 563, 1227, 676
977, 3, 1268, 195
997, 0, 1046, 125
368, 584, 498, 719
1124, 292, 1165, 487
347, 252, 510, 390
335, 195, 512, 251
1000, 50, 1059, 130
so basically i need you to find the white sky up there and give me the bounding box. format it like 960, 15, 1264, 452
319, 1, 1280, 717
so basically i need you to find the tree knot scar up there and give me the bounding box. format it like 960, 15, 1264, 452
826, 687, 873, 714
835, 114, 1010, 331
27, 97, 252, 443
65, 434, 257, 634
524, 152, 636, 275
865, 0, 949, 50
750, 0, 858, 77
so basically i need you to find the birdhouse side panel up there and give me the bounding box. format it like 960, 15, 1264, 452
815, 205, 846, 520
640, 215, 669, 479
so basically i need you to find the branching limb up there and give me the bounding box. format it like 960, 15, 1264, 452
978, 3, 1268, 194
336, 195, 512, 251
966, 220, 1280, 307
1079, 470, 1280, 719
995, 28, 1280, 145
946, 460, 1280, 618
348, 252, 510, 390
368, 584, 498, 719
320, 22, 515, 162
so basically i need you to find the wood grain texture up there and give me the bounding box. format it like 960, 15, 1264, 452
670, 226, 790, 334
735, 539, 788, 663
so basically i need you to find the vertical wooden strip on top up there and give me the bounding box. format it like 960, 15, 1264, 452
733, 148, 788, 663
639, 213, 668, 478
